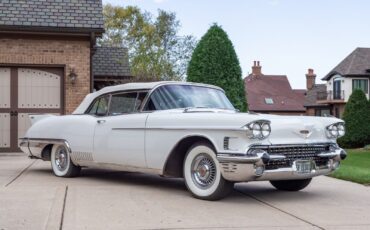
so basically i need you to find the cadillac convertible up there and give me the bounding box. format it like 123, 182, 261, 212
19, 82, 347, 200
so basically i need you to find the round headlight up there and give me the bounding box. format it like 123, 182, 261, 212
245, 120, 271, 139
261, 123, 271, 137
330, 125, 338, 137
337, 124, 345, 137
252, 123, 262, 137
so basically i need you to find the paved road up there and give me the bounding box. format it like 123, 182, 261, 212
1, 153, 370, 230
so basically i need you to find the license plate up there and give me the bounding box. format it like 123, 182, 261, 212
294, 160, 313, 174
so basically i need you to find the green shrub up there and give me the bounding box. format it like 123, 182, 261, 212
338, 89, 370, 148
187, 24, 247, 111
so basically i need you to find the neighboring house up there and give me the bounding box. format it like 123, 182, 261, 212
319, 47, 370, 118
304, 69, 332, 116
244, 61, 306, 115
0, 0, 131, 152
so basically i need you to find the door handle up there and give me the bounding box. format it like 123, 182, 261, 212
97, 120, 106, 124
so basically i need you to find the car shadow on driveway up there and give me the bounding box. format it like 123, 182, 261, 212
28, 165, 329, 202
235, 181, 333, 202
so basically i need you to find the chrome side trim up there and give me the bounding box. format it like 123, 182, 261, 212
112, 127, 245, 132
82, 162, 162, 175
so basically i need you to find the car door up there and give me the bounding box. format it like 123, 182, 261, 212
93, 91, 149, 168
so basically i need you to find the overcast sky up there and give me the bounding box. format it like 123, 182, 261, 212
103, 0, 369, 89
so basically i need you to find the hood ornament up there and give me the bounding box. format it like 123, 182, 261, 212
294, 129, 313, 139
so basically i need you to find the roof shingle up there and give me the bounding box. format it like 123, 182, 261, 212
304, 84, 327, 107
323, 47, 370, 80
244, 75, 306, 112
93, 46, 131, 77
0, 0, 104, 31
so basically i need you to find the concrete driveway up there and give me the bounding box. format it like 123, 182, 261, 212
1, 153, 370, 230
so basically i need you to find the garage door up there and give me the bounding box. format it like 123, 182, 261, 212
0, 67, 63, 152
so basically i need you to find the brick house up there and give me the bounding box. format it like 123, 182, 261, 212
0, 0, 131, 152
317, 47, 370, 118
244, 61, 306, 115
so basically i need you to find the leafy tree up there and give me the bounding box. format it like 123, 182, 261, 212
338, 89, 370, 148
187, 24, 247, 111
100, 4, 197, 81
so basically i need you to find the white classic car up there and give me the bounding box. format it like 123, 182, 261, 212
19, 81, 347, 200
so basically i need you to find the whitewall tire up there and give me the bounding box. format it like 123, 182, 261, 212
183, 142, 234, 200
51, 145, 81, 177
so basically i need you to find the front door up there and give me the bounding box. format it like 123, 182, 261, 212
92, 91, 149, 168
93, 114, 148, 167
0, 67, 63, 152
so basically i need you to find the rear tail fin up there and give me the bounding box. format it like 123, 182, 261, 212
29, 114, 55, 125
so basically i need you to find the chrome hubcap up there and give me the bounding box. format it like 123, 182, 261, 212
191, 153, 216, 189
55, 146, 68, 171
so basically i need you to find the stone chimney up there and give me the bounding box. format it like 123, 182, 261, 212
252, 61, 262, 76
306, 68, 316, 90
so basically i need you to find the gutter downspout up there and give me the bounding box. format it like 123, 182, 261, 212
90, 32, 96, 92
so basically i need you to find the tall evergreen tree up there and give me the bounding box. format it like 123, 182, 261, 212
187, 24, 247, 111
338, 89, 370, 148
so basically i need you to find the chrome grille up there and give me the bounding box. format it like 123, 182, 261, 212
251, 144, 330, 170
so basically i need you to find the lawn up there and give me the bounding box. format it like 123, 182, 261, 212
330, 149, 370, 185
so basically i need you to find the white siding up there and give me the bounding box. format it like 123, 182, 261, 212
325, 75, 370, 102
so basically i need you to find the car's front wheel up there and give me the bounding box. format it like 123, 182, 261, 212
270, 178, 312, 191
183, 142, 234, 200
51, 144, 81, 177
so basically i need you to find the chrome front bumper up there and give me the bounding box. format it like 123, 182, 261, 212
217, 144, 346, 182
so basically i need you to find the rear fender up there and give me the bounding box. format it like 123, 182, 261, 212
29, 114, 56, 125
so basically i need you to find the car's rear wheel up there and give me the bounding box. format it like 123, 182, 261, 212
270, 178, 312, 191
51, 144, 81, 177
183, 142, 234, 200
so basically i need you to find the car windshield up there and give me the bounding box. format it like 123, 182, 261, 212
144, 84, 235, 111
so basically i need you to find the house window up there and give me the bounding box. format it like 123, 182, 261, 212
333, 79, 342, 99
315, 108, 331, 117
264, 98, 274, 104
353, 79, 369, 94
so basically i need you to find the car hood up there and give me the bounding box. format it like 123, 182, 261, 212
260, 114, 342, 144
150, 109, 342, 144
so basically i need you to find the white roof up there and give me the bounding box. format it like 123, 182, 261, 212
73, 81, 222, 114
